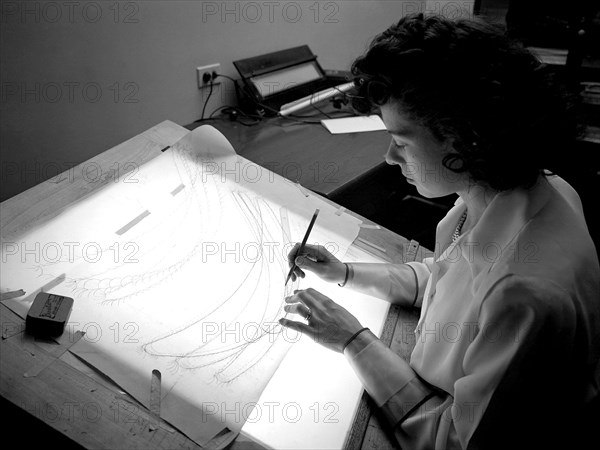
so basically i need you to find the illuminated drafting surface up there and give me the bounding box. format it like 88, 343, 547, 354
0, 126, 363, 445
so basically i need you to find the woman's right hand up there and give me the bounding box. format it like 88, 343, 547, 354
287, 243, 346, 284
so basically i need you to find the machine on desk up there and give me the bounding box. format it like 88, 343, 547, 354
232, 45, 352, 116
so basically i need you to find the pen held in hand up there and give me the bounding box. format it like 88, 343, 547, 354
285, 208, 320, 286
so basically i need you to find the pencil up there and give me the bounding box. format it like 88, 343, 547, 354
285, 208, 320, 286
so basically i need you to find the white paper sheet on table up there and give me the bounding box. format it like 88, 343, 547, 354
0, 125, 390, 448
321, 115, 386, 134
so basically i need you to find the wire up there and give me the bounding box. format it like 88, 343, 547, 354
333, 84, 362, 99
192, 105, 263, 127
204, 74, 263, 126
207, 105, 230, 119
311, 103, 333, 119
200, 80, 214, 121
214, 73, 238, 83
216, 106, 262, 126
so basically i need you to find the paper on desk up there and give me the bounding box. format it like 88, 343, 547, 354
0, 125, 363, 447
242, 247, 391, 450
321, 114, 387, 134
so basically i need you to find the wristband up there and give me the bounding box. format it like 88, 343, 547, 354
338, 263, 350, 287
342, 327, 369, 352
405, 263, 419, 307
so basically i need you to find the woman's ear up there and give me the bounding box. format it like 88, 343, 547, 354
442, 137, 460, 155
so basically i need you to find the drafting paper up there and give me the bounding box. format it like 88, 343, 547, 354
242, 249, 390, 449
0, 125, 363, 446
321, 115, 387, 134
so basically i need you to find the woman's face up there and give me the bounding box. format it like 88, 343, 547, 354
380, 102, 464, 198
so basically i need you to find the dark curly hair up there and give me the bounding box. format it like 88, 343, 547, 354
351, 13, 578, 191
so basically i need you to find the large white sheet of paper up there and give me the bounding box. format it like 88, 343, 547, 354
1, 125, 375, 446
242, 249, 391, 449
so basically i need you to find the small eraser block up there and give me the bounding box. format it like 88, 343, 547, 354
26, 292, 74, 337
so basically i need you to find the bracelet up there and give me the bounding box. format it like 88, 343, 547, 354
405, 263, 419, 307
342, 327, 369, 352
338, 263, 350, 287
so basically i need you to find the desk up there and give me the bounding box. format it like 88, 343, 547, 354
185, 114, 392, 201
186, 114, 447, 251
0, 121, 427, 449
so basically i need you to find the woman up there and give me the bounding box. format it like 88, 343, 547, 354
279, 14, 600, 449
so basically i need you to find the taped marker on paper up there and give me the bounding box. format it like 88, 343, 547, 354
357, 237, 387, 254
23, 331, 85, 378
295, 181, 310, 198
116, 210, 150, 235
359, 223, 381, 229
2, 322, 25, 340
149, 369, 162, 431
41, 274, 67, 293
150, 369, 162, 415
0, 289, 26, 301
170, 183, 185, 196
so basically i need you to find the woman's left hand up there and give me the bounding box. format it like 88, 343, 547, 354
279, 288, 364, 353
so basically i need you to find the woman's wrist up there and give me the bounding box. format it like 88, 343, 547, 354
343, 328, 377, 357
338, 263, 350, 287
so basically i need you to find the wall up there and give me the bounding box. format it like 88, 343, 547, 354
0, 1, 439, 201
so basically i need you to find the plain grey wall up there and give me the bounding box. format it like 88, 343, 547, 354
0, 1, 445, 201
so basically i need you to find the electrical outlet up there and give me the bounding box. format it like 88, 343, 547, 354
197, 63, 221, 89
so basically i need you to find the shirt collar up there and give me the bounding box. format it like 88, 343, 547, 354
437, 178, 554, 291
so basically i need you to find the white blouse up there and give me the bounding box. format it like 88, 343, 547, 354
344, 176, 600, 449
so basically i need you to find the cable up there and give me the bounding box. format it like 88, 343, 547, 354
214, 73, 238, 83
333, 84, 362, 99
200, 80, 214, 121
216, 106, 262, 126
246, 99, 321, 124
207, 105, 230, 119
311, 103, 333, 119
209, 74, 265, 126
192, 105, 262, 127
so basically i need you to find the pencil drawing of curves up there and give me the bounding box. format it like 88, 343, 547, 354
141, 191, 298, 384
28, 142, 299, 383
29, 144, 227, 303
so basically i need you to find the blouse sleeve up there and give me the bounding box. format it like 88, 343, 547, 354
345, 274, 575, 449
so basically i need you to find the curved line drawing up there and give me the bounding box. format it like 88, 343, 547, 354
28, 144, 300, 384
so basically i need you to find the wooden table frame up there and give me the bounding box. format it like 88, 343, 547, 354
1, 120, 427, 449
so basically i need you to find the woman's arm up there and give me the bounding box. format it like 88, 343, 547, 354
346, 260, 432, 307
344, 274, 576, 449
288, 243, 433, 307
